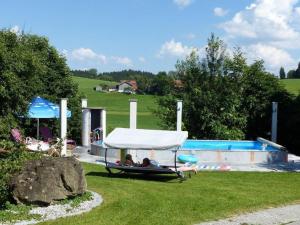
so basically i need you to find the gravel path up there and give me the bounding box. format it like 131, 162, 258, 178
196, 204, 300, 225
5, 191, 103, 225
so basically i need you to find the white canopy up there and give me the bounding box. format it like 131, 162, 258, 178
103, 128, 188, 150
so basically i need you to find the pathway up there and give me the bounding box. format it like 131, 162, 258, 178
197, 204, 300, 225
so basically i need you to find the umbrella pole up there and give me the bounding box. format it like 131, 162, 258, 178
37, 118, 39, 140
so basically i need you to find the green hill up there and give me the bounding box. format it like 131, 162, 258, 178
280, 79, 300, 95
72, 76, 161, 130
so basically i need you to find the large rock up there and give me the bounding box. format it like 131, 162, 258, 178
9, 157, 87, 206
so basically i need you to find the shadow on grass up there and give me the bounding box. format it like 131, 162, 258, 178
86, 171, 181, 183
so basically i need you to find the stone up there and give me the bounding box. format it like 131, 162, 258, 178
9, 157, 87, 206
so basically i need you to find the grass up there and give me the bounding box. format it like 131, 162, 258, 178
0, 202, 41, 223
39, 163, 300, 225
280, 79, 300, 95
72, 76, 162, 130
0, 191, 93, 223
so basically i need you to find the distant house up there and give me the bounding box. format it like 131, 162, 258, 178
117, 80, 138, 93
108, 86, 117, 92
94, 85, 103, 92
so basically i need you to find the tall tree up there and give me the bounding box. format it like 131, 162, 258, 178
150, 72, 173, 96
205, 33, 227, 76
287, 70, 296, 78
279, 67, 286, 79
295, 62, 300, 78
156, 44, 246, 139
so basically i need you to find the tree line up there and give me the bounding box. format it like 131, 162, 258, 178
279, 62, 300, 79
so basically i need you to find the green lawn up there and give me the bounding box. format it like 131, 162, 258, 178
72, 76, 162, 130
280, 79, 300, 95
40, 163, 300, 225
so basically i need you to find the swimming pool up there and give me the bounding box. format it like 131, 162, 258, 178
91, 138, 287, 164
182, 140, 278, 151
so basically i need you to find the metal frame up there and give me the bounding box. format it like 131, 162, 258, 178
104, 147, 184, 179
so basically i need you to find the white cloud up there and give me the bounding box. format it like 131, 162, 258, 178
10, 25, 21, 34
111, 56, 132, 66
173, 0, 193, 8
186, 33, 196, 40
158, 39, 195, 58
213, 7, 228, 17
246, 43, 296, 72
67, 47, 133, 67
218, 0, 300, 74
138, 57, 146, 63
220, 0, 300, 48
71, 48, 107, 64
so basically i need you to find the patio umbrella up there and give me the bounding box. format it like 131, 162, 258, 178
28, 96, 71, 139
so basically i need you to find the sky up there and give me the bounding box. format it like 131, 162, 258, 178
1, 0, 300, 75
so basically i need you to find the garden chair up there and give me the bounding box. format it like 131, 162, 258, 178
40, 127, 77, 149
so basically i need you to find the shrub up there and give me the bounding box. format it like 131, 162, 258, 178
0, 143, 43, 208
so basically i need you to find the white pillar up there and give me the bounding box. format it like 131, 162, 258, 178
271, 102, 278, 142
129, 99, 137, 161
82, 109, 91, 147
177, 100, 183, 131
60, 98, 68, 156
81, 98, 88, 108
101, 109, 107, 142
129, 99, 137, 129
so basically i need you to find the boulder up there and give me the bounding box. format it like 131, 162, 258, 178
9, 157, 87, 206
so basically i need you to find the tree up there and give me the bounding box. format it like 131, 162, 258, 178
205, 33, 227, 76
88, 68, 98, 76
0, 30, 82, 142
279, 67, 286, 79
295, 62, 300, 78
287, 70, 296, 78
150, 72, 173, 96
156, 46, 246, 139
240, 60, 287, 139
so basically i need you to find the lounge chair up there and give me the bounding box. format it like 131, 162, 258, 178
40, 127, 76, 148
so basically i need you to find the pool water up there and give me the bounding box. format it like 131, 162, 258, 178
181, 140, 278, 151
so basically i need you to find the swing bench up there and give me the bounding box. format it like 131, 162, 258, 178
103, 128, 189, 178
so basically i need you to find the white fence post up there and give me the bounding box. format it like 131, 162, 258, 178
129, 99, 137, 161
81, 98, 88, 108
271, 102, 278, 142
60, 98, 68, 156
102, 109, 107, 142
177, 100, 183, 131
129, 99, 137, 129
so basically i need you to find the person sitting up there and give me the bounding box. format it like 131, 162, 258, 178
141, 158, 152, 167
124, 154, 135, 166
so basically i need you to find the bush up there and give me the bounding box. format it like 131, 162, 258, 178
0, 30, 82, 143
0, 142, 43, 208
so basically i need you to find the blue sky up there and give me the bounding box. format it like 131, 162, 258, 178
1, 0, 300, 74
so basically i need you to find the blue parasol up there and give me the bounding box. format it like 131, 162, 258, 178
28, 96, 71, 139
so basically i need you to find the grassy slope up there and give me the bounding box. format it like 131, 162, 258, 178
41, 163, 300, 225
280, 79, 300, 95
72, 76, 161, 130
